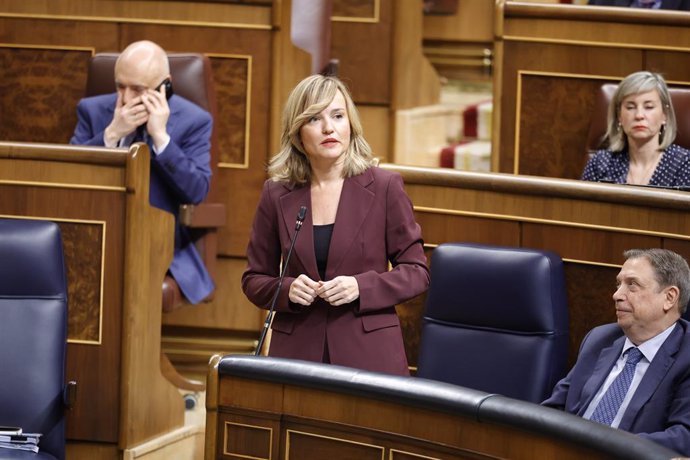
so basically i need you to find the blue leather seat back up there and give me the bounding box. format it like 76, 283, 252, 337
417, 243, 569, 403
0, 218, 68, 460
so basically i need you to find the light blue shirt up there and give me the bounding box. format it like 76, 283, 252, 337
582, 323, 677, 428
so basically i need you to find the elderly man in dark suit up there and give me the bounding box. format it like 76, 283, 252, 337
70, 40, 214, 309
543, 248, 690, 455
588, 0, 690, 10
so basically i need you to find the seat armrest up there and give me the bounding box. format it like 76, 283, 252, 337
179, 203, 226, 228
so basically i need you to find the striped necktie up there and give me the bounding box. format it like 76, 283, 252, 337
590, 347, 644, 426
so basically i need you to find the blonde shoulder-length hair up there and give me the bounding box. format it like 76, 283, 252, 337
267, 74, 377, 184
606, 71, 677, 152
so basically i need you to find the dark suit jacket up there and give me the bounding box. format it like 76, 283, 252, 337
70, 93, 214, 304
242, 167, 430, 375
542, 320, 690, 455
588, 0, 690, 9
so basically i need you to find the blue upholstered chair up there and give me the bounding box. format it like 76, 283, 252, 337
417, 243, 569, 403
0, 218, 71, 459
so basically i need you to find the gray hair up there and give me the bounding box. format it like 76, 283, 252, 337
624, 248, 690, 314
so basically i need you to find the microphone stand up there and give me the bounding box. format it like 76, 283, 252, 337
254, 206, 307, 356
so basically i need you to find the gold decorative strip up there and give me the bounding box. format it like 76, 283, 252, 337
163, 348, 233, 357
513, 72, 523, 176
562, 257, 621, 268
0, 43, 94, 53
332, 0, 380, 23
517, 69, 690, 87
0, 12, 272, 30
286, 429, 384, 460
163, 336, 256, 347
0, 214, 106, 345
389, 449, 441, 460
224, 421, 272, 460
208, 53, 252, 170
427, 57, 489, 68
0, 179, 126, 192
414, 205, 690, 240
503, 34, 690, 53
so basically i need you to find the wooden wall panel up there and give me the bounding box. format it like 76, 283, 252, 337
516, 74, 610, 178
333, 0, 377, 19
61, 221, 104, 343
0, 17, 119, 49
0, 0, 272, 26
423, 0, 494, 43
563, 263, 618, 366
0, 47, 90, 143
210, 56, 250, 167
647, 50, 690, 82
416, 212, 521, 247
286, 429, 384, 460
331, 0, 392, 106
521, 224, 660, 264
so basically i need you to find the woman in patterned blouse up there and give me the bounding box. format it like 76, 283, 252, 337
582, 71, 690, 187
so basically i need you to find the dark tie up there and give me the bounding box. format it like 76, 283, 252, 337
590, 347, 644, 426
132, 125, 146, 144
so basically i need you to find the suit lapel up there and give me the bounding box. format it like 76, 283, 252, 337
326, 169, 375, 278
577, 338, 625, 416
165, 96, 180, 141
618, 323, 682, 430
279, 184, 317, 279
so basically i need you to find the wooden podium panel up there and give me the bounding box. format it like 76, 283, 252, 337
494, 1, 690, 178
382, 164, 690, 368
0, 142, 182, 454
206, 355, 680, 460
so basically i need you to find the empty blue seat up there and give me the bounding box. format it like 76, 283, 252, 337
417, 243, 569, 403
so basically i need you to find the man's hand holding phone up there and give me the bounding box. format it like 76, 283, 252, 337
104, 80, 171, 149
141, 83, 171, 149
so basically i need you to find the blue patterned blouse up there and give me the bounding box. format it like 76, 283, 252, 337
581, 144, 690, 187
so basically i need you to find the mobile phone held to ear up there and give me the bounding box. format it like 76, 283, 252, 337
156, 78, 174, 100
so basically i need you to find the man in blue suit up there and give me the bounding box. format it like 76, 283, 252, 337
70, 40, 214, 310
543, 248, 690, 455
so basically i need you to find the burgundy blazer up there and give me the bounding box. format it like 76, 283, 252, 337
242, 167, 429, 375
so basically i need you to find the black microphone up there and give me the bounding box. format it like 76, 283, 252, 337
254, 205, 307, 356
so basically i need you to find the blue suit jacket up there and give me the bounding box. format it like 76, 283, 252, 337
70, 93, 214, 304
543, 320, 690, 455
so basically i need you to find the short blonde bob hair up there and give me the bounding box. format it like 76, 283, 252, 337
606, 71, 676, 152
267, 75, 377, 184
